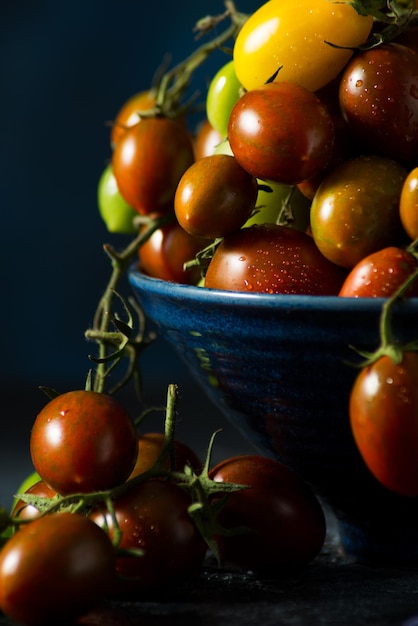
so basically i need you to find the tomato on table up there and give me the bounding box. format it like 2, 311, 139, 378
90, 479, 207, 595
0, 513, 115, 625
209, 455, 326, 572
30, 390, 138, 495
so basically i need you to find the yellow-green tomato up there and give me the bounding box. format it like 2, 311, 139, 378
233, 0, 373, 92
206, 60, 242, 138
247, 182, 310, 232
97, 163, 138, 234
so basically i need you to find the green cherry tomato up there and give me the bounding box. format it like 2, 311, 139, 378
206, 60, 242, 138
233, 0, 373, 92
97, 163, 138, 234
310, 155, 407, 268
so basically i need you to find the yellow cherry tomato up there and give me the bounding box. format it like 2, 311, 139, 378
233, 0, 373, 92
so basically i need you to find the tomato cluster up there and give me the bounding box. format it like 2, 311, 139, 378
0, 388, 326, 624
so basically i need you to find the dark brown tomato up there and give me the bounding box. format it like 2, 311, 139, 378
204, 224, 346, 295
339, 246, 418, 297
209, 455, 326, 572
350, 352, 418, 497
12, 480, 57, 521
310, 155, 408, 268
138, 218, 206, 284
174, 154, 259, 239
30, 390, 138, 495
90, 480, 207, 595
194, 119, 223, 160
399, 166, 418, 241
228, 81, 335, 185
112, 117, 195, 215
0, 513, 115, 626
110, 89, 157, 148
127, 432, 202, 480
339, 43, 418, 167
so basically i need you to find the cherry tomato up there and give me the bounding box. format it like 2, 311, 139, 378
12, 480, 57, 521
339, 43, 418, 167
350, 352, 418, 497
0, 512, 115, 625
204, 223, 346, 295
194, 119, 223, 160
138, 218, 205, 284
339, 246, 418, 298
400, 167, 418, 241
112, 116, 195, 215
228, 82, 335, 185
110, 89, 156, 147
97, 163, 138, 234
127, 432, 202, 480
90, 479, 207, 595
206, 60, 242, 138
174, 154, 259, 239
233, 0, 373, 92
209, 455, 326, 572
310, 155, 407, 268
30, 390, 138, 495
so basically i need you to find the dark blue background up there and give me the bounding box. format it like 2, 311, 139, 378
0, 1, 259, 505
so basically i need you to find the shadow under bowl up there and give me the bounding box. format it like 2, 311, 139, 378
129, 265, 418, 565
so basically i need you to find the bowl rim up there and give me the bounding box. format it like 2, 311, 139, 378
128, 264, 418, 313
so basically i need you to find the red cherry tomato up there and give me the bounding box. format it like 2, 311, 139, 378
339, 246, 418, 298
194, 119, 223, 160
138, 219, 205, 284
174, 154, 259, 239
204, 224, 346, 295
90, 479, 207, 595
112, 117, 195, 215
127, 432, 202, 480
0, 513, 115, 625
12, 480, 57, 521
110, 89, 157, 147
30, 390, 138, 495
228, 82, 335, 185
339, 43, 418, 167
209, 455, 326, 572
350, 352, 418, 497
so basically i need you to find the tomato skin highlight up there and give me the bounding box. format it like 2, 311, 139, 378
204, 224, 346, 295
30, 390, 138, 495
338, 247, 418, 298
228, 82, 335, 185
233, 0, 373, 92
350, 353, 418, 498
110, 89, 156, 148
0, 513, 115, 626
209, 455, 326, 572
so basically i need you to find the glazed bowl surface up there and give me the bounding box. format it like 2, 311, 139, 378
128, 266, 418, 564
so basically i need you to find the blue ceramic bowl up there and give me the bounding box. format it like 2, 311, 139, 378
129, 266, 418, 564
